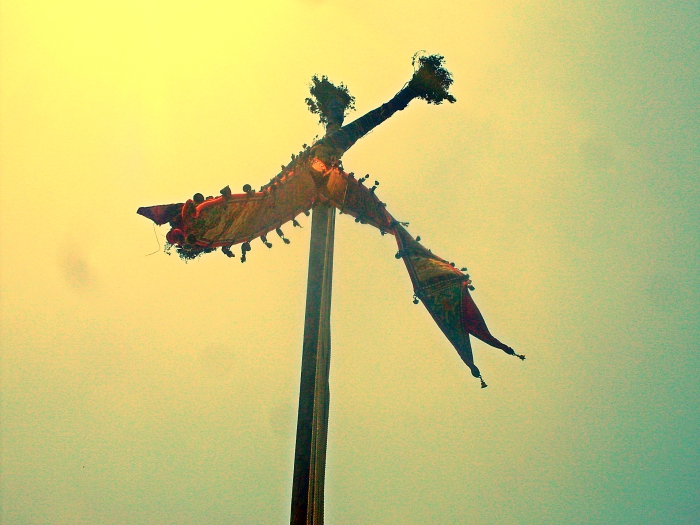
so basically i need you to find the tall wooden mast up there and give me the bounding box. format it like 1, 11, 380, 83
290, 95, 344, 525
290, 202, 335, 525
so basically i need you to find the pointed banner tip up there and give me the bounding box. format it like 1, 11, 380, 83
137, 203, 183, 225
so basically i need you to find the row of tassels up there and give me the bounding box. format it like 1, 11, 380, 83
220, 222, 305, 262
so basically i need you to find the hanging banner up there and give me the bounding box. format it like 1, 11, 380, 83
138, 156, 522, 386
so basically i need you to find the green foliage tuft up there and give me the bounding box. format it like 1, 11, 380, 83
165, 241, 217, 262
407, 53, 456, 105
305, 75, 356, 126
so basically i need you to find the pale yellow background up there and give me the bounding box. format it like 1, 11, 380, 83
1, 1, 698, 524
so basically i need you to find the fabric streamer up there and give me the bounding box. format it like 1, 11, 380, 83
137, 151, 522, 386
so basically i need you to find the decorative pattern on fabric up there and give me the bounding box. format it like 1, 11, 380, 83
392, 225, 519, 380
139, 160, 318, 248
334, 175, 393, 231
137, 158, 516, 383
393, 226, 479, 376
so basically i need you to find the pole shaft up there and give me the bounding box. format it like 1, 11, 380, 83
290, 202, 335, 525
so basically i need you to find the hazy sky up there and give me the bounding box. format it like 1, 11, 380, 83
1, 1, 698, 524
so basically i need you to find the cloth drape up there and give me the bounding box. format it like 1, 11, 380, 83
138, 150, 518, 384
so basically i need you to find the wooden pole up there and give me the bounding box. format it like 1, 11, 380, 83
290, 201, 335, 525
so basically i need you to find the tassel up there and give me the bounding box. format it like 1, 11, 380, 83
480, 376, 488, 389
503, 347, 525, 360
460, 267, 467, 272
416, 236, 421, 242
276, 228, 291, 244
221, 245, 235, 258
193, 193, 204, 204
292, 218, 302, 228
241, 242, 251, 263
395, 250, 404, 259
261, 235, 272, 248
412, 294, 420, 304
220, 186, 232, 198
348, 172, 355, 179
304, 210, 310, 216
369, 181, 379, 193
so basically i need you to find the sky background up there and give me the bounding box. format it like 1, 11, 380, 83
1, 1, 698, 524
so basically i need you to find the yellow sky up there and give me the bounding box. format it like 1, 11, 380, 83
1, 1, 698, 523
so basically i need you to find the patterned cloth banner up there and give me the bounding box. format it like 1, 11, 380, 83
138, 138, 522, 386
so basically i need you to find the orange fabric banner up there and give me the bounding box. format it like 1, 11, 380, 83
138, 147, 522, 386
